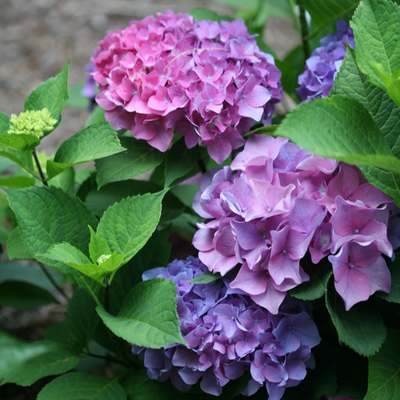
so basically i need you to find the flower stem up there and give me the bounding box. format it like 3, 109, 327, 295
299, 7, 311, 61
32, 149, 48, 186
39, 262, 69, 303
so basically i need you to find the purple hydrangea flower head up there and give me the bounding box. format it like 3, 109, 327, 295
91, 11, 282, 162
192, 135, 399, 313
296, 20, 355, 101
132, 256, 321, 398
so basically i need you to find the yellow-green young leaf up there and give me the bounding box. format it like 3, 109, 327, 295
6, 228, 33, 260
96, 278, 186, 348
37, 372, 127, 400
24, 60, 70, 134
47, 123, 126, 179
298, 0, 359, 33
365, 329, 400, 400
351, 0, 400, 108
274, 96, 400, 174
95, 137, 164, 189
0, 341, 80, 387
97, 190, 167, 264
0, 134, 40, 151
89, 226, 111, 265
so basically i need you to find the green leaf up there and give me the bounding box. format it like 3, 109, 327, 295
97, 190, 167, 264
0, 112, 10, 133
66, 82, 90, 110
24, 60, 69, 133
297, 0, 359, 33
378, 253, 400, 303
0, 175, 35, 189
359, 165, 400, 207
351, 0, 400, 107
188, 271, 221, 284
37, 372, 127, 400
6, 228, 33, 260
290, 256, 332, 300
96, 278, 186, 348
0, 147, 34, 174
95, 137, 164, 189
0, 332, 54, 380
89, 226, 111, 265
0, 133, 40, 151
48, 166, 75, 195
0, 281, 59, 309
170, 184, 199, 208
85, 106, 106, 127
164, 139, 199, 187
47, 123, 125, 179
365, 329, 400, 400
274, 96, 400, 174
42, 242, 124, 285
109, 228, 171, 314
325, 280, 386, 356
189, 8, 233, 22
66, 289, 100, 351
0, 341, 80, 386
332, 45, 400, 157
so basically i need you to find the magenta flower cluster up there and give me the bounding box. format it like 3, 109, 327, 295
193, 135, 399, 313
296, 20, 355, 101
133, 256, 320, 399
91, 11, 282, 163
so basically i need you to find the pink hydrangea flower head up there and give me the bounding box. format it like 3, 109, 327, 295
193, 135, 399, 312
91, 11, 283, 161
132, 256, 320, 398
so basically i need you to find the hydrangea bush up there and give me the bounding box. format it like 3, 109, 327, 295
1, 1, 400, 400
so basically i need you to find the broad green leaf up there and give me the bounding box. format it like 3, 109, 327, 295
188, 271, 221, 284
66, 82, 90, 110
0, 281, 59, 309
85, 105, 106, 127
6, 228, 33, 260
97, 190, 167, 264
66, 289, 100, 351
47, 123, 125, 179
0, 332, 52, 380
89, 226, 111, 265
170, 184, 199, 209
274, 96, 400, 174
189, 8, 233, 22
0, 263, 62, 291
37, 372, 127, 400
24, 60, 69, 133
297, 0, 359, 33
365, 329, 400, 400
48, 166, 75, 195
359, 165, 400, 207
0, 175, 35, 189
0, 112, 10, 133
325, 280, 386, 356
109, 228, 171, 314
95, 137, 164, 188
378, 253, 400, 303
0, 146, 34, 174
44, 321, 70, 346
290, 257, 332, 300
43, 242, 124, 285
332, 45, 400, 157
212, 0, 258, 8
96, 278, 186, 348
351, 0, 400, 107
164, 138, 199, 188
0, 341, 80, 386
7, 185, 98, 271
0, 133, 40, 151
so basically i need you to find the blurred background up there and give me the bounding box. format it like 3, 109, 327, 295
0, 0, 300, 155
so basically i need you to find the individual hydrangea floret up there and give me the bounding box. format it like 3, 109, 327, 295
91, 11, 283, 163
296, 20, 355, 101
7, 108, 57, 138
132, 257, 320, 399
192, 135, 400, 313
97, 254, 111, 265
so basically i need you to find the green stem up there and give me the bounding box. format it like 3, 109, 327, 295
39, 262, 69, 303
299, 7, 311, 61
32, 149, 48, 186
84, 352, 130, 368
